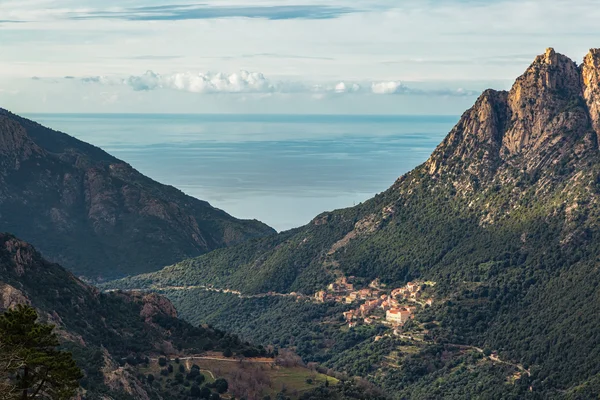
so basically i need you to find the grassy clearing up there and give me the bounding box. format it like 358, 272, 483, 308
134, 357, 337, 399
186, 358, 338, 398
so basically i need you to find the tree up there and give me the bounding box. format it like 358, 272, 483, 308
0, 341, 23, 399
186, 368, 200, 380
214, 378, 228, 394
158, 357, 167, 367
223, 348, 233, 358
0, 305, 83, 400
190, 384, 201, 397
199, 386, 212, 399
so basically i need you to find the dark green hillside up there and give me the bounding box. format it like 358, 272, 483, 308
0, 233, 267, 399
107, 48, 600, 398
0, 109, 275, 279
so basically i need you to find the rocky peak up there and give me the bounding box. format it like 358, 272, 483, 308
582, 48, 600, 144
502, 48, 585, 157
0, 234, 40, 277
138, 293, 178, 322
115, 291, 178, 323
427, 48, 599, 184
0, 117, 42, 169
426, 89, 508, 180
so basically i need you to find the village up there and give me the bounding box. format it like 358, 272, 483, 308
314, 277, 435, 330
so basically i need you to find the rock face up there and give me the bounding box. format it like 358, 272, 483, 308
582, 48, 600, 144
0, 111, 275, 279
0, 283, 30, 309
119, 291, 179, 322
427, 48, 600, 183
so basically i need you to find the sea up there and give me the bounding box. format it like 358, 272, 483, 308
24, 114, 458, 232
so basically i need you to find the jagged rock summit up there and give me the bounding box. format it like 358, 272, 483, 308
427, 48, 600, 184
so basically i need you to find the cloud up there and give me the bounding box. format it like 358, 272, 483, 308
74, 70, 481, 97
80, 76, 114, 84
67, 4, 358, 22
125, 70, 277, 93
334, 82, 361, 93
370, 81, 479, 96
371, 81, 408, 95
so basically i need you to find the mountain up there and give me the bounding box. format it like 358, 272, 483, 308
0, 110, 275, 279
108, 49, 600, 398
0, 233, 280, 399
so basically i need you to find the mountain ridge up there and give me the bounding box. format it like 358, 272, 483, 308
427, 48, 598, 181
0, 109, 276, 279
115, 48, 600, 293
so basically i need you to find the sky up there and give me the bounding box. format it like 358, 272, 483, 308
1, 0, 599, 114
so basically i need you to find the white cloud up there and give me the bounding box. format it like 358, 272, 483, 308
81, 76, 113, 84
72, 70, 482, 98
371, 81, 407, 95
125, 70, 277, 93
369, 81, 479, 96
334, 82, 361, 93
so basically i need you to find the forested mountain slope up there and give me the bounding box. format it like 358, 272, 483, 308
114, 48, 600, 294
0, 233, 271, 399
0, 110, 275, 279
109, 48, 600, 398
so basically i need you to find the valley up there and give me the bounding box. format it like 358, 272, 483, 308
2, 47, 600, 399
105, 48, 600, 399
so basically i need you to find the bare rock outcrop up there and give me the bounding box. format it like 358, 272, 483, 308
582, 48, 600, 146
138, 292, 178, 322
0, 117, 42, 169
101, 348, 151, 400
0, 283, 30, 310
427, 48, 600, 184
